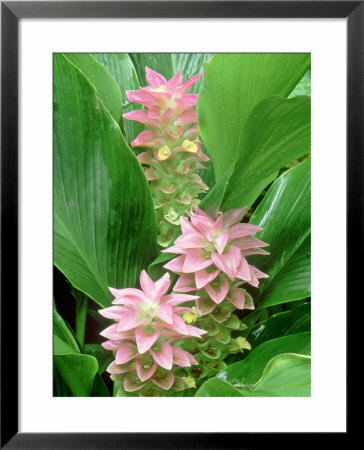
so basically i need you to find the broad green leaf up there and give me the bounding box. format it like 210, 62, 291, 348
197, 53, 310, 179
248, 159, 311, 308
222, 95, 311, 210
84, 343, 113, 375
53, 308, 80, 355
199, 165, 234, 217
90, 373, 110, 397
64, 53, 122, 124
54, 54, 158, 308
247, 302, 311, 349
92, 53, 144, 146
195, 353, 310, 397
129, 53, 175, 86
289, 69, 311, 98
195, 378, 245, 397
54, 353, 98, 397
219, 332, 310, 385
172, 53, 213, 93
249, 353, 311, 396
54, 366, 71, 396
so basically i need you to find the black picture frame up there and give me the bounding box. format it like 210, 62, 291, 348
1, 1, 358, 448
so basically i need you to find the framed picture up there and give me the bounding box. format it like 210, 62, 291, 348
1, 1, 357, 447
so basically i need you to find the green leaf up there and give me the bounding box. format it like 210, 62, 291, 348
53, 308, 80, 355
54, 54, 158, 308
195, 378, 245, 397
197, 53, 310, 179
54, 353, 98, 397
64, 53, 123, 124
248, 158, 311, 308
199, 164, 234, 216
222, 95, 311, 210
129, 53, 175, 86
172, 53, 213, 93
247, 303, 311, 349
84, 343, 113, 375
90, 373, 110, 397
219, 332, 310, 385
92, 53, 144, 146
248, 353, 311, 397
289, 69, 311, 98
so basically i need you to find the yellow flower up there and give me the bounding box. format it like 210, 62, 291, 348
236, 337, 251, 351
157, 145, 172, 160
182, 139, 198, 153
183, 307, 200, 323
182, 376, 196, 389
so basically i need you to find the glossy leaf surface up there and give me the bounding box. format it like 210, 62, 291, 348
92, 53, 144, 146
222, 95, 311, 210
65, 53, 123, 123
249, 158, 311, 308
247, 302, 311, 349
54, 54, 157, 308
218, 332, 310, 384
197, 53, 310, 179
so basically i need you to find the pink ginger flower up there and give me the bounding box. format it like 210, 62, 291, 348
99, 270, 206, 395
163, 206, 269, 315
124, 67, 209, 247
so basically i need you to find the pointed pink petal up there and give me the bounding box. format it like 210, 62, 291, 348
242, 248, 270, 257
164, 293, 199, 306
99, 306, 127, 320
145, 67, 167, 87
205, 279, 229, 304
165, 314, 189, 335
248, 266, 259, 287
139, 270, 157, 297
236, 257, 251, 281
101, 340, 120, 351
195, 268, 220, 289
183, 248, 213, 273
156, 304, 174, 324
233, 236, 269, 250
186, 324, 207, 337
107, 361, 130, 374
100, 323, 131, 340
175, 109, 197, 126
123, 109, 159, 127
149, 342, 173, 370
109, 287, 146, 305
162, 245, 187, 255
124, 373, 146, 392
151, 372, 174, 390
222, 207, 247, 229
226, 288, 246, 309
135, 360, 157, 382
131, 130, 158, 147
173, 307, 194, 314
135, 327, 161, 353
176, 74, 202, 95
164, 255, 185, 273
165, 71, 183, 91
251, 266, 269, 279
214, 232, 229, 254
172, 347, 191, 367
175, 94, 198, 109
174, 232, 208, 249
186, 352, 198, 365
116, 308, 148, 332
211, 246, 242, 279
137, 152, 154, 164
173, 273, 196, 292
154, 272, 171, 298
229, 223, 264, 239
115, 342, 137, 365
